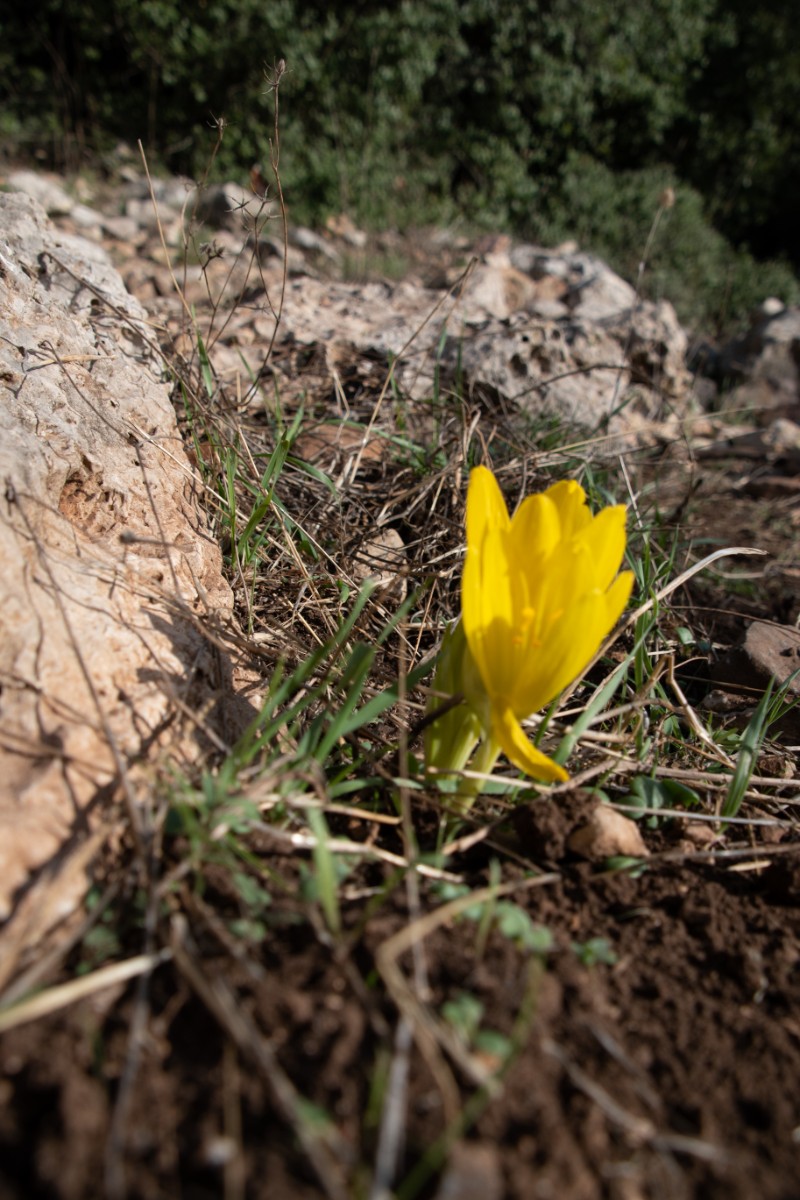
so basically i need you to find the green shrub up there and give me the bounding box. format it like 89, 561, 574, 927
538, 155, 800, 335
2, 0, 798, 332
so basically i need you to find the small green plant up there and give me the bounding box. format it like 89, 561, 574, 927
571, 937, 618, 967
622, 775, 702, 825
441, 991, 484, 1044
441, 992, 513, 1065
304, 807, 343, 935
434, 881, 554, 958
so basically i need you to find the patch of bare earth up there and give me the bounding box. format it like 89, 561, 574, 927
1, 837, 799, 1199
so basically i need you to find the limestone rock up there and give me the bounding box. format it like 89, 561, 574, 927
69, 202, 105, 233
745, 301, 800, 352
325, 212, 368, 248
0, 192, 234, 929
432, 1141, 503, 1200
609, 299, 691, 398
720, 302, 800, 423
289, 225, 341, 263
250, 270, 678, 438
6, 170, 74, 216
189, 181, 272, 231
458, 260, 541, 320
440, 314, 630, 429
567, 252, 638, 322
566, 804, 649, 862
351, 527, 407, 605
100, 214, 142, 243
11, 165, 695, 446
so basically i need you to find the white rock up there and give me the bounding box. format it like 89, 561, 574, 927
567, 804, 649, 861
569, 253, 637, 322
0, 193, 235, 937
101, 214, 141, 242
759, 307, 800, 345
69, 202, 105, 230
6, 170, 74, 216
290, 225, 341, 262
459, 261, 539, 319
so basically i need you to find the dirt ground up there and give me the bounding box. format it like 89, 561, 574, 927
2, 213, 800, 1200
2, 814, 799, 1200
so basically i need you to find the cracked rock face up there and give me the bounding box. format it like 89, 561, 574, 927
7, 167, 697, 444
0, 193, 233, 932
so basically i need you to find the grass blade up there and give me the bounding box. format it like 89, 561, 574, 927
721, 679, 775, 819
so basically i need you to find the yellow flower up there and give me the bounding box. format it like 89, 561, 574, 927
460, 466, 633, 782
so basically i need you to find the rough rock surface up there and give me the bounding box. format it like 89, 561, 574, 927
207, 254, 689, 436
566, 802, 649, 862
0, 192, 234, 929
5, 170, 695, 444
720, 299, 800, 424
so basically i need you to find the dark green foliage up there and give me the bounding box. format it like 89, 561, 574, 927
2, 0, 798, 331
539, 156, 799, 333
682, 0, 800, 265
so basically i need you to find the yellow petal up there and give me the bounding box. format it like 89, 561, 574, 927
511, 601, 604, 715
509, 492, 560, 565
463, 530, 512, 695
603, 569, 635, 629
463, 468, 518, 696
544, 479, 591, 541
581, 505, 628, 590
512, 570, 633, 716
466, 465, 510, 549
490, 703, 568, 783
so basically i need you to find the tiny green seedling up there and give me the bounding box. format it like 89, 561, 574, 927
571, 937, 618, 967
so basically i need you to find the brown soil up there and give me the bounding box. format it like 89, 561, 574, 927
2, 829, 799, 1200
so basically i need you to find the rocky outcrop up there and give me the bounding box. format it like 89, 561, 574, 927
718, 298, 800, 424
6, 169, 695, 444
0, 192, 235, 935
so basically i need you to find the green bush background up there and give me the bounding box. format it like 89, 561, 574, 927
3, 0, 798, 332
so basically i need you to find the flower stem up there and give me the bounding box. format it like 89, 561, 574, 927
451, 736, 502, 817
